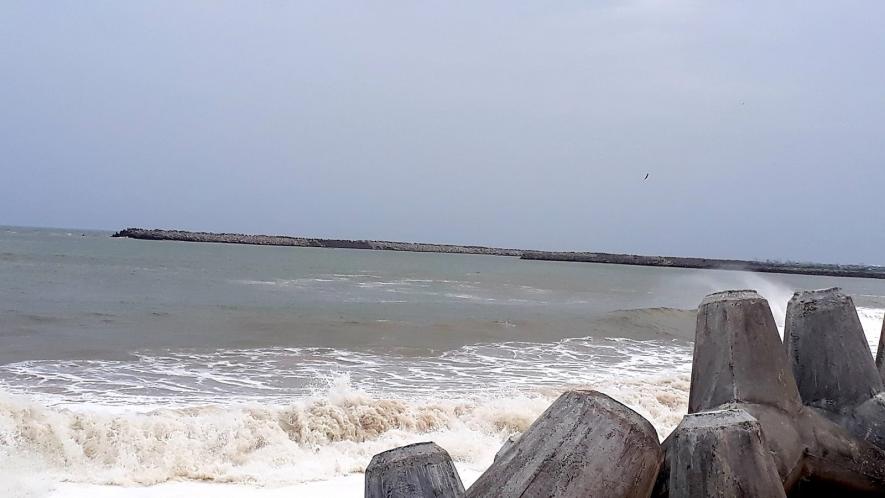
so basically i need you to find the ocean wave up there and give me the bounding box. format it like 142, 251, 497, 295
1, 305, 875, 412
1, 303, 879, 491
0, 335, 693, 408
228, 274, 564, 307
0, 374, 689, 488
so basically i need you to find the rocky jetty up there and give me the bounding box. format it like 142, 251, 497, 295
366, 289, 885, 497
112, 228, 885, 279
111, 228, 523, 256
522, 250, 885, 279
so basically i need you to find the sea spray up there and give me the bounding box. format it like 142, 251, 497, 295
673, 271, 799, 330
682, 271, 885, 344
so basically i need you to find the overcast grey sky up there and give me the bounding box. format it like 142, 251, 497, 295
2, 1, 883, 263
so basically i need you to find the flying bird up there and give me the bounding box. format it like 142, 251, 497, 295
644, 173, 649, 180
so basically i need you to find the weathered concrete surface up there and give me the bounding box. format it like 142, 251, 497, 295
467, 390, 662, 498
657, 409, 785, 498
690, 290, 803, 415
852, 393, 885, 449
654, 403, 885, 497
800, 408, 885, 496
785, 288, 883, 410
690, 291, 827, 483
746, 403, 885, 495
784, 288, 885, 452
878, 317, 885, 383
493, 434, 519, 462
365, 442, 464, 498
683, 290, 885, 495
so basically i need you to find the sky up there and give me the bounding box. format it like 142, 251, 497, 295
1, 1, 884, 264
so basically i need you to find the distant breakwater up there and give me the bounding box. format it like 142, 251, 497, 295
521, 251, 885, 279
112, 228, 885, 279
111, 228, 523, 256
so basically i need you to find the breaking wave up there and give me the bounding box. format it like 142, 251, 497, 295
0, 329, 694, 407
0, 302, 880, 491
0, 373, 689, 488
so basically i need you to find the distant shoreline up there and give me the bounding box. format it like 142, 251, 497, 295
111, 228, 885, 279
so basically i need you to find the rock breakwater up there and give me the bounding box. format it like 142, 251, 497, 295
113, 228, 885, 279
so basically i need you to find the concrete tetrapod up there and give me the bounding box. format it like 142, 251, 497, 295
785, 288, 885, 450
467, 390, 662, 498
660, 290, 885, 496
364, 442, 465, 498
659, 409, 786, 498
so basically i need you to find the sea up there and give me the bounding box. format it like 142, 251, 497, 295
2, 226, 885, 497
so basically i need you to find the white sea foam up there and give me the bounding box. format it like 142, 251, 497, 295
0, 317, 695, 492
858, 306, 884, 352
0, 335, 692, 408
49, 468, 484, 498
2, 310, 880, 495
0, 372, 688, 491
